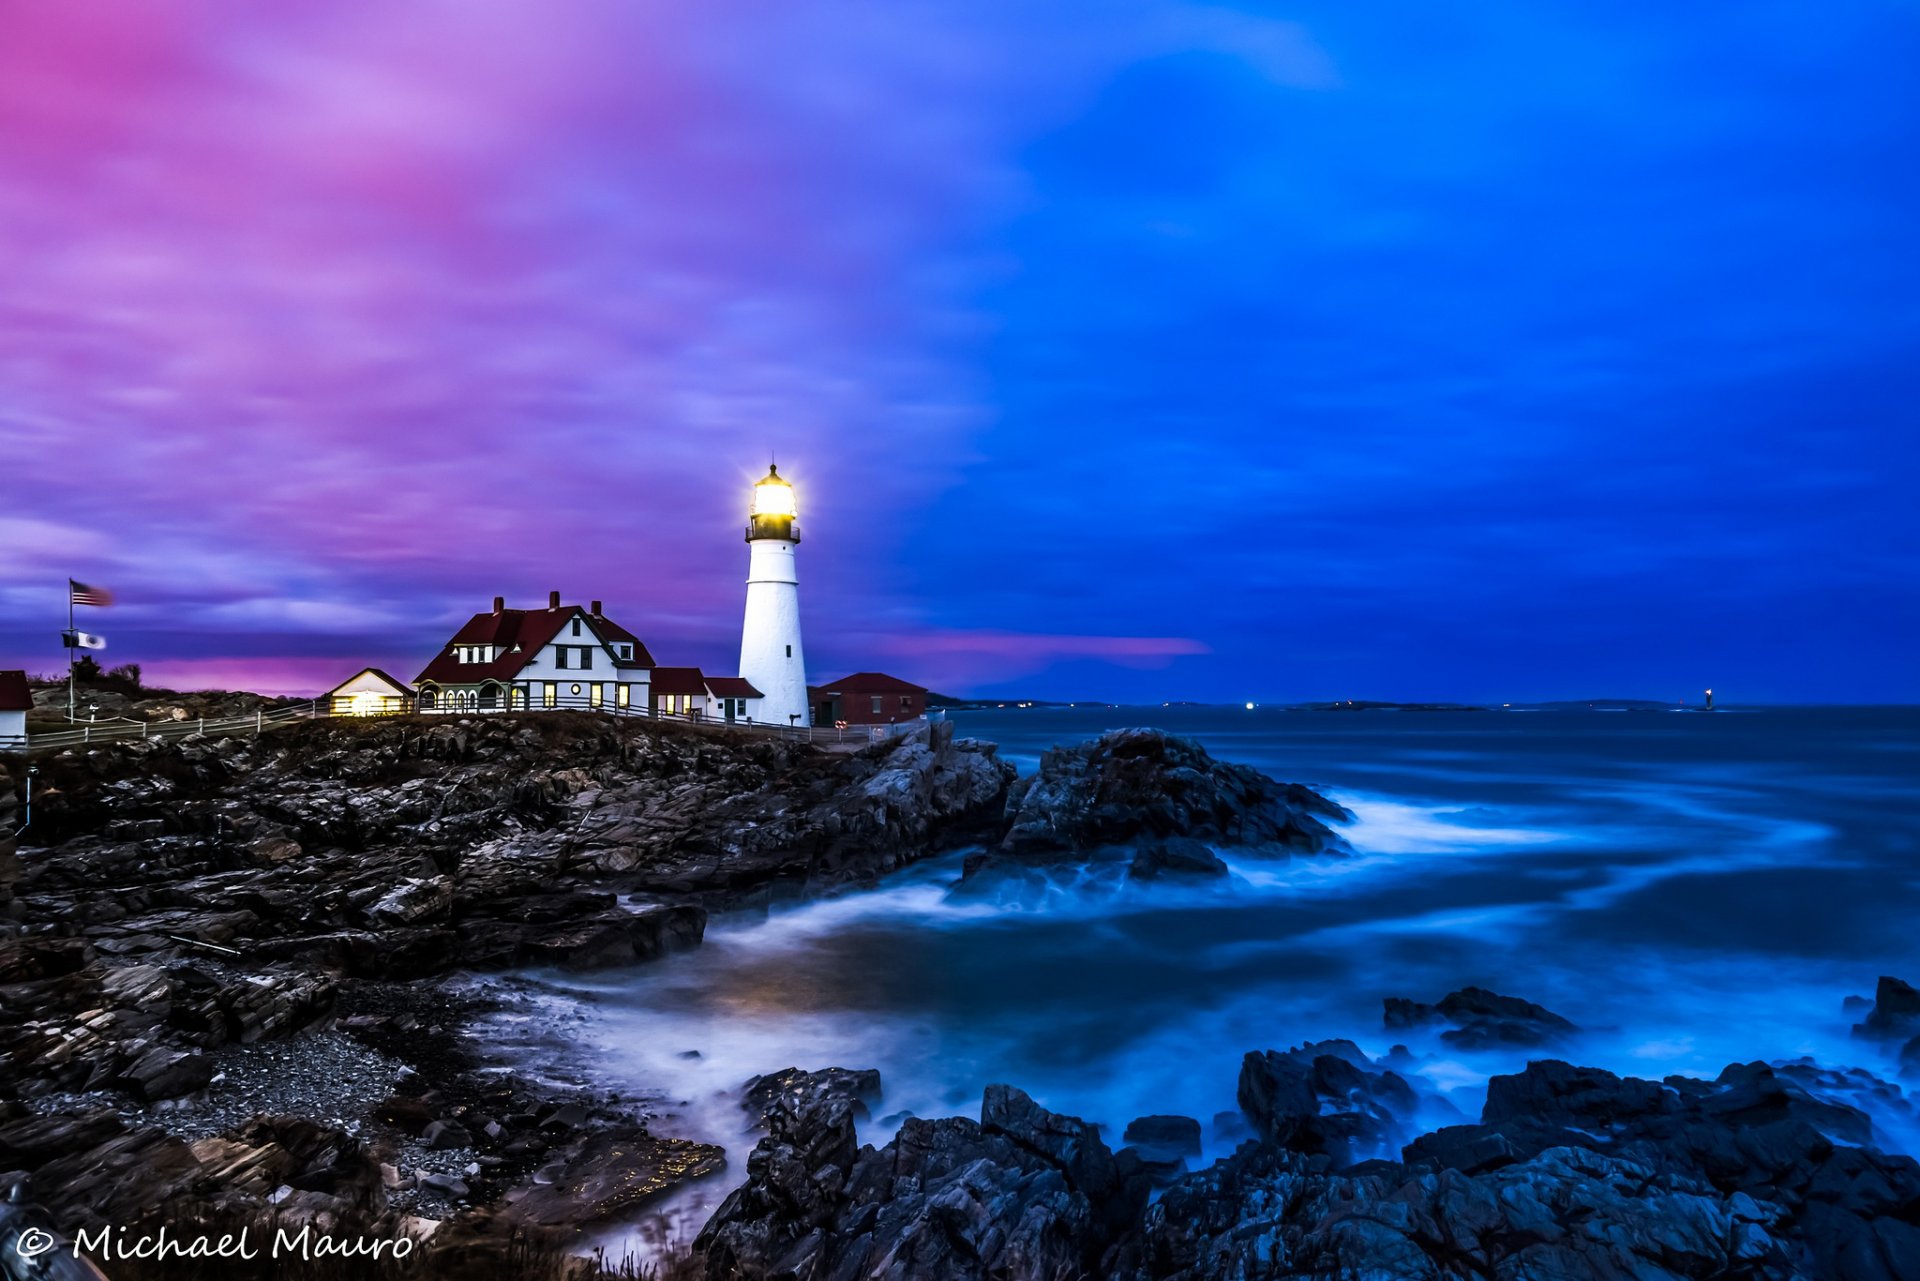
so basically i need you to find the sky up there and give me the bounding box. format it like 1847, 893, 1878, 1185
1, 1, 1915, 703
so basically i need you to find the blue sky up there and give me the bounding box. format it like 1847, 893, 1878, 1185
0, 1, 1914, 701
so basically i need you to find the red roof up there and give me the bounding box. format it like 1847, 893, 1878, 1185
704, 676, 763, 698
0, 670, 31, 712
650, 666, 709, 696
589, 614, 656, 669
414, 603, 654, 685
813, 672, 927, 695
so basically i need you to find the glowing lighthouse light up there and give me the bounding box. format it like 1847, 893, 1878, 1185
751, 469, 798, 518
738, 464, 809, 726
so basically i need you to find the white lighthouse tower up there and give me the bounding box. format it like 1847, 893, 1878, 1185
739, 465, 810, 726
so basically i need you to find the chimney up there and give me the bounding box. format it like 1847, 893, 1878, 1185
591, 599, 603, 617
549, 590, 561, 611
492, 595, 504, 614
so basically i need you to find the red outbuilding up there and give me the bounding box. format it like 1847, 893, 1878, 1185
809, 672, 928, 726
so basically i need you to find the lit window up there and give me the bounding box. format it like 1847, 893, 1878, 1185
616, 684, 630, 707
543, 683, 557, 708
590, 683, 603, 707
570, 683, 582, 696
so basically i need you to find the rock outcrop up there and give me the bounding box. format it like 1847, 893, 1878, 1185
1385, 985, 1580, 1049
6, 714, 1011, 984
696, 1080, 1152, 1281
695, 1050, 1920, 1281
0, 713, 1013, 1274
1854, 975, 1920, 1076
963, 729, 1349, 886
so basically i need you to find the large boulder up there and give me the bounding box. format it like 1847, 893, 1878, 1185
1127, 837, 1229, 881
1236, 1039, 1421, 1161
740, 1066, 884, 1129
966, 729, 1349, 886
696, 1084, 1149, 1281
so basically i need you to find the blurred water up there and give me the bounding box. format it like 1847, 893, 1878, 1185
482, 705, 1920, 1249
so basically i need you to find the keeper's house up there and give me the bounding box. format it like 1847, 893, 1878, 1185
414, 593, 654, 713
0, 670, 29, 748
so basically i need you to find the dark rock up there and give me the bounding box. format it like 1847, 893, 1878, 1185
992, 728, 1350, 863
1854, 975, 1920, 1041
1384, 984, 1579, 1048
1211, 1109, 1254, 1145
1237, 1039, 1419, 1161
504, 1129, 725, 1229
1482, 1058, 1674, 1133
422, 1118, 474, 1150
697, 1084, 1148, 1281
1121, 1114, 1201, 1158
418, 1170, 469, 1197
1121, 1115, 1200, 1181
1126, 837, 1228, 881
1402, 1122, 1525, 1174
119, 1045, 213, 1101
740, 1066, 883, 1128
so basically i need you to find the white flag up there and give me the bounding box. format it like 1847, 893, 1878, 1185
74, 632, 106, 650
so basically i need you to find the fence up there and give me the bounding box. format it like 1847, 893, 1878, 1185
18, 695, 926, 752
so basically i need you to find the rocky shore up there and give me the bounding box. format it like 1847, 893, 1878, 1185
0, 712, 1017, 1276
1, 718, 1338, 1276
696, 983, 1920, 1281
8, 715, 1914, 1280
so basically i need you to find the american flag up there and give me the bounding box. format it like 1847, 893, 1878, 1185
69, 579, 114, 607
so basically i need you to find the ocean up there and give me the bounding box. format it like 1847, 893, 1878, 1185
478, 704, 1920, 1250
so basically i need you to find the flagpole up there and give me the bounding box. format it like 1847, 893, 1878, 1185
67, 579, 75, 723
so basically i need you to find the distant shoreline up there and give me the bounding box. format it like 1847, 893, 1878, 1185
931, 696, 1727, 713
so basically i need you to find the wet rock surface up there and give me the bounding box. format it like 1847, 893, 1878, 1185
698, 1047, 1920, 1281
964, 728, 1350, 886
1854, 975, 1920, 1076
0, 714, 1011, 1275
1385, 984, 1581, 1048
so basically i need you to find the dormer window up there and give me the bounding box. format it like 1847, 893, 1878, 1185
618, 644, 632, 660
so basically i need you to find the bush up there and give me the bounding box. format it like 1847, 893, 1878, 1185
106, 662, 143, 689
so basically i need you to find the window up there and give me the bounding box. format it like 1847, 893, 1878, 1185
570, 683, 582, 697
571, 619, 582, 636
580, 647, 593, 670
542, 682, 557, 708
871, 695, 884, 715
900, 695, 912, 709
511, 685, 526, 709
786, 645, 792, 657
590, 683, 603, 707
555, 647, 571, 669
616, 684, 630, 707
618, 644, 632, 660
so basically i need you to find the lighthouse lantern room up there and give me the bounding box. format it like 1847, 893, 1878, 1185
739, 465, 809, 725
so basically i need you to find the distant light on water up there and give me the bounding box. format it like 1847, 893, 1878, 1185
1245, 701, 1255, 710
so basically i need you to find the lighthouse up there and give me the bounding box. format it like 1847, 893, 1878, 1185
739, 465, 810, 725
